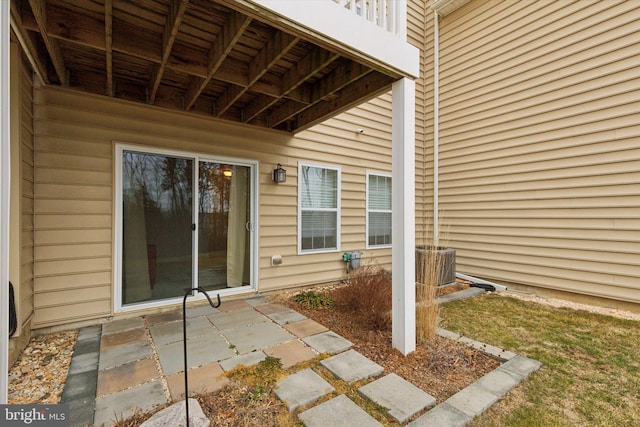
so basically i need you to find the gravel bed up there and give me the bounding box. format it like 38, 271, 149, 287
8, 330, 78, 404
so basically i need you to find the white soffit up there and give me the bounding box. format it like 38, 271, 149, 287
431, 0, 471, 17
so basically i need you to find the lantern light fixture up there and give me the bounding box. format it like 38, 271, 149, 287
273, 164, 286, 183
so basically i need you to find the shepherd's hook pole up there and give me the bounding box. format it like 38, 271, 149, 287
183, 287, 221, 426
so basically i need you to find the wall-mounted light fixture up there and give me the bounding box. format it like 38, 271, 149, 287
222, 169, 232, 177
273, 164, 286, 183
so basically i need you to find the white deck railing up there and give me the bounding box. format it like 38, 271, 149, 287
333, 0, 404, 36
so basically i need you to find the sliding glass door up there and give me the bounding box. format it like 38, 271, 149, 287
119, 148, 254, 307
197, 162, 252, 291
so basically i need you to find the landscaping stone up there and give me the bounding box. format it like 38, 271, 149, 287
303, 331, 353, 354
407, 402, 472, 427
221, 321, 293, 354
266, 309, 308, 325
500, 355, 542, 378
283, 318, 328, 338
263, 340, 317, 369
274, 368, 335, 411
444, 381, 501, 418
219, 351, 267, 371
99, 340, 153, 370
97, 358, 160, 397
474, 369, 523, 397
299, 394, 383, 427
165, 363, 229, 400
321, 349, 383, 383
140, 398, 209, 427
358, 373, 436, 423
102, 317, 145, 335
94, 379, 167, 427
156, 335, 236, 375
208, 308, 268, 331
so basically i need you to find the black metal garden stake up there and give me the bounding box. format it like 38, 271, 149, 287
182, 287, 221, 426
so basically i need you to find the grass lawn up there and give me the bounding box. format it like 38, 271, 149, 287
441, 293, 640, 427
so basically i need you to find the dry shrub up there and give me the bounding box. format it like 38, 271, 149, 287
332, 264, 392, 331
416, 248, 442, 343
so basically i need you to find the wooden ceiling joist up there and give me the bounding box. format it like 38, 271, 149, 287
149, 0, 189, 103
28, 0, 66, 85
105, 0, 113, 96
215, 31, 299, 117
12, 0, 399, 133
184, 11, 251, 110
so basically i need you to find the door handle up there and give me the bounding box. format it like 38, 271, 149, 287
245, 222, 253, 232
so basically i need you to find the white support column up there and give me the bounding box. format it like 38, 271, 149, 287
391, 77, 416, 355
1, 0, 12, 403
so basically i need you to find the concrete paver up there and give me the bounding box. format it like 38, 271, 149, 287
165, 363, 229, 400
102, 317, 145, 335
156, 335, 236, 375
62, 290, 542, 427
299, 394, 383, 427
144, 310, 182, 325
149, 317, 216, 346
407, 402, 472, 427
265, 309, 308, 325
320, 349, 383, 383
444, 381, 501, 418
274, 368, 335, 411
283, 319, 328, 338
185, 303, 219, 318
474, 369, 522, 397
222, 321, 293, 354
437, 287, 485, 304
220, 351, 267, 371
99, 340, 153, 370
253, 302, 290, 315
94, 379, 167, 427
500, 355, 542, 378
359, 373, 436, 423
208, 309, 268, 331
264, 340, 317, 369
303, 331, 353, 354
97, 358, 160, 397
100, 327, 147, 350
68, 352, 100, 375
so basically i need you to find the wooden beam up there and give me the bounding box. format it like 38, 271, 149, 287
9, 0, 48, 84
184, 11, 251, 110
215, 31, 298, 117
268, 60, 371, 127
28, 0, 66, 85
292, 72, 394, 132
149, 0, 189, 103
244, 47, 338, 122
105, 0, 113, 96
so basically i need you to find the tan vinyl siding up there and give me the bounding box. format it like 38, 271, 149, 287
413, 1, 435, 245
9, 40, 35, 338
32, 84, 395, 326
20, 50, 35, 328
438, 0, 640, 303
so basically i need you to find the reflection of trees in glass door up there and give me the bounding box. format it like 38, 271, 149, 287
198, 162, 251, 291
122, 151, 193, 304
120, 149, 253, 307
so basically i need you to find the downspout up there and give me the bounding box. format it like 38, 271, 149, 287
1, 0, 11, 403
433, 10, 439, 243
456, 272, 508, 291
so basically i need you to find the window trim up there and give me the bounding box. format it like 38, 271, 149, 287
366, 170, 392, 249
297, 161, 341, 254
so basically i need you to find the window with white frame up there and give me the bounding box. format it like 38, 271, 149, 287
367, 172, 392, 248
298, 163, 341, 253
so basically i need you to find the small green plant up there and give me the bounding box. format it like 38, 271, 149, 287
294, 291, 334, 310
228, 343, 236, 349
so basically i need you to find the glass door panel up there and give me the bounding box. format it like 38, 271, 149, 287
122, 151, 193, 304
198, 162, 251, 290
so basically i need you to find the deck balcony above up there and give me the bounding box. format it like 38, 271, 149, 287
10, 0, 419, 133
